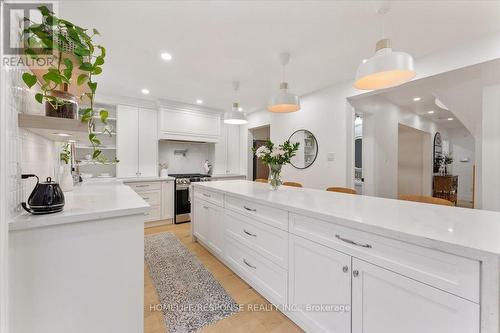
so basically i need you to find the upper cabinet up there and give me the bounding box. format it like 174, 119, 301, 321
116, 105, 158, 178
214, 121, 241, 175
158, 107, 220, 143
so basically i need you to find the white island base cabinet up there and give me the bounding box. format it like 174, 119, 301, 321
191, 182, 488, 333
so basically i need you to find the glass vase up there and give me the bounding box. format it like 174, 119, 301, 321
268, 163, 283, 190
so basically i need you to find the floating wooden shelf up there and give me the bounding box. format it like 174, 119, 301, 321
18, 113, 89, 142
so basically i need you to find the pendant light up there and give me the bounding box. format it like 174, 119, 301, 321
223, 81, 247, 125
354, 4, 415, 90
268, 52, 300, 113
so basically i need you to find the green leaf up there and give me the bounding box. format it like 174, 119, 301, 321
22, 73, 37, 88
92, 66, 102, 75
63, 58, 73, 70
38, 6, 52, 16
74, 47, 90, 56
77, 74, 88, 85
35, 93, 44, 104
79, 62, 93, 71
97, 45, 106, 58
92, 28, 100, 35
99, 109, 108, 123
44, 15, 58, 26
42, 71, 62, 85
94, 56, 104, 66
87, 81, 97, 93
92, 150, 102, 159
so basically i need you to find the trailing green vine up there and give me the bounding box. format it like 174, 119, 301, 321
21, 5, 116, 163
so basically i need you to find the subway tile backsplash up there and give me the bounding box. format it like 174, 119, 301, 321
5, 66, 58, 220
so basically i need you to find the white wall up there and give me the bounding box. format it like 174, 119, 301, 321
449, 128, 475, 202
398, 125, 428, 197
158, 141, 214, 174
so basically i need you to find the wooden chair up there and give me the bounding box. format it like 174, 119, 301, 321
398, 195, 453, 206
255, 178, 268, 183
326, 187, 357, 194
283, 182, 303, 188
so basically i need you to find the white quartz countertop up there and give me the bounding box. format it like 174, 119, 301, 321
9, 180, 149, 231
194, 180, 500, 256
210, 174, 246, 179
120, 176, 175, 182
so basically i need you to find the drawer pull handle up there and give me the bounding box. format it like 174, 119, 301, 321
143, 197, 149, 200
353, 270, 359, 278
335, 234, 372, 248
244, 206, 257, 212
342, 265, 349, 273
136, 185, 149, 188
203, 193, 211, 198
243, 229, 257, 237
203, 206, 209, 209
243, 259, 256, 269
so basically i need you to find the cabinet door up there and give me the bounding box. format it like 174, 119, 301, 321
116, 105, 139, 178
193, 201, 208, 243
288, 235, 351, 333
351, 258, 479, 333
226, 125, 240, 174
138, 108, 158, 177
161, 181, 174, 220
214, 121, 227, 174
207, 204, 224, 257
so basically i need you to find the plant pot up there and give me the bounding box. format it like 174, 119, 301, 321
45, 87, 78, 119
268, 163, 283, 190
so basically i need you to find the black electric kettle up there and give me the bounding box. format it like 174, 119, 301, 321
21, 174, 65, 215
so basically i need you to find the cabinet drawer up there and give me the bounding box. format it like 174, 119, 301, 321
224, 209, 288, 269
194, 187, 223, 207
225, 234, 287, 306
144, 205, 161, 222
225, 195, 288, 231
137, 190, 160, 206
290, 213, 480, 303
129, 181, 161, 192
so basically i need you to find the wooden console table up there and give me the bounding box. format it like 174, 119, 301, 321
433, 175, 458, 205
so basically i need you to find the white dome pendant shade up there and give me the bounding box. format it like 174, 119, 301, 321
223, 81, 248, 125
223, 102, 247, 125
268, 53, 301, 113
354, 38, 416, 91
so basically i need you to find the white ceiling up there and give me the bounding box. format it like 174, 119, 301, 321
59, 1, 500, 113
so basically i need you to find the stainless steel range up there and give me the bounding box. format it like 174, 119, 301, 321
170, 174, 211, 224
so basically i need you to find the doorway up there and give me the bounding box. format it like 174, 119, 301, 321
249, 126, 270, 181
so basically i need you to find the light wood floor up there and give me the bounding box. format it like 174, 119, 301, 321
144, 223, 303, 333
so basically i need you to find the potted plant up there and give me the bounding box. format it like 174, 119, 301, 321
253, 140, 299, 190
59, 142, 73, 192
436, 153, 453, 175
21, 5, 112, 163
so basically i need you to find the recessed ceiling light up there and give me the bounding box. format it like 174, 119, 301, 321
238, 107, 243, 112
161, 52, 173, 61
448, 117, 454, 121
141, 88, 150, 95
362, 59, 368, 63
427, 110, 435, 114
53, 133, 71, 137
413, 97, 421, 102
196, 99, 203, 104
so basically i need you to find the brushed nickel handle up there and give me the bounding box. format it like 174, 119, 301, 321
143, 197, 149, 200
342, 265, 349, 273
203, 206, 209, 209
335, 234, 372, 248
244, 206, 256, 212
136, 184, 149, 188
203, 193, 211, 197
353, 270, 359, 278
243, 259, 256, 269
243, 229, 257, 237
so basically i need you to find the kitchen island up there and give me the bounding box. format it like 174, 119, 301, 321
9, 180, 149, 333
192, 180, 500, 333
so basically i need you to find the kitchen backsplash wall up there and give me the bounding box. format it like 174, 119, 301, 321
6, 67, 58, 220
158, 141, 214, 174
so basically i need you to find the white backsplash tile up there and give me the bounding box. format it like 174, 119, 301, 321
159, 141, 214, 174
5, 66, 58, 220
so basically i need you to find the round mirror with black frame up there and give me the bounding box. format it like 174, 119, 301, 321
288, 129, 318, 169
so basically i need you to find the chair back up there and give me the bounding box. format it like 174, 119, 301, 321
283, 182, 303, 188
326, 187, 357, 194
399, 195, 453, 206
255, 178, 268, 183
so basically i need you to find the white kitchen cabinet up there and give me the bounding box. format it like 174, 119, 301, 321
158, 107, 220, 142
214, 122, 240, 175
351, 258, 479, 333
288, 234, 351, 333
117, 105, 158, 178
161, 181, 174, 220
193, 199, 223, 256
